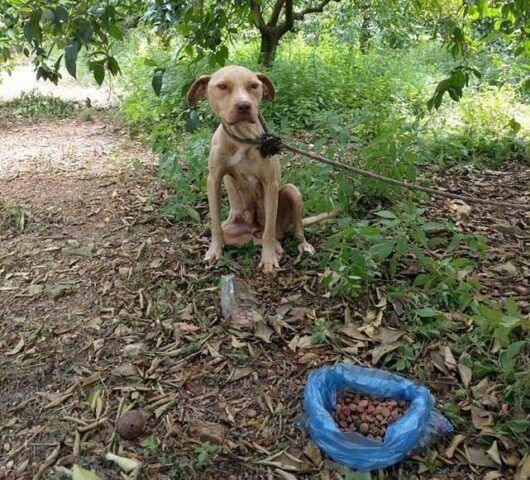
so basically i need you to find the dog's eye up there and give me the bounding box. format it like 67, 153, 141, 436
217, 84, 228, 90
250, 83, 259, 90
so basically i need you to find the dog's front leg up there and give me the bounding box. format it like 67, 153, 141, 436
205, 168, 224, 262
259, 179, 280, 273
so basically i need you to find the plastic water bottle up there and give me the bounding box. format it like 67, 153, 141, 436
220, 275, 259, 328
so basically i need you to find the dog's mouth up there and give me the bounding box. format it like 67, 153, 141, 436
226, 112, 257, 125
227, 117, 256, 125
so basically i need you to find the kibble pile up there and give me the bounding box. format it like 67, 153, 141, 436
333, 390, 409, 441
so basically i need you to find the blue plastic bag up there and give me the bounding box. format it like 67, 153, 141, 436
303, 363, 453, 472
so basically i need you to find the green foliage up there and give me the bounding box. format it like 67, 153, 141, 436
432, 0, 530, 108
0, 90, 75, 119
194, 441, 220, 466
140, 434, 158, 454
322, 201, 483, 307
474, 298, 526, 348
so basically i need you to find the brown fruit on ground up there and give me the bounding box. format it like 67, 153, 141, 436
116, 409, 146, 440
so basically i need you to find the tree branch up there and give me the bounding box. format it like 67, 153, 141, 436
293, 0, 339, 21
249, 0, 266, 30
277, 0, 294, 34
267, 0, 286, 27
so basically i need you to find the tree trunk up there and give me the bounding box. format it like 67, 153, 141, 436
258, 30, 280, 67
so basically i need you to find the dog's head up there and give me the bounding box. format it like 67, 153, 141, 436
187, 66, 275, 126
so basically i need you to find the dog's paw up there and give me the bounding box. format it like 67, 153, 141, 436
298, 240, 315, 256
204, 243, 224, 262
295, 240, 315, 263
258, 251, 281, 273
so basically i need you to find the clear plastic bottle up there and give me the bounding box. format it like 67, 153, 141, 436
220, 275, 259, 328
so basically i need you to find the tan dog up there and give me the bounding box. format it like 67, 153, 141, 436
188, 65, 330, 272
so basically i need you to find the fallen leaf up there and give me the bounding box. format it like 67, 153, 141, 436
470, 405, 494, 431
371, 342, 400, 364
441, 346, 457, 370
487, 441, 502, 466
495, 261, 518, 277
483, 472, 504, 480
444, 199, 472, 218
471, 377, 490, 400
303, 441, 322, 466
375, 327, 405, 344
465, 446, 497, 467
458, 363, 472, 388
5, 337, 25, 356
228, 367, 253, 382
190, 420, 227, 445
254, 317, 273, 343
275, 469, 298, 480
444, 434, 466, 459
515, 453, 530, 480
72, 465, 102, 480
341, 323, 368, 341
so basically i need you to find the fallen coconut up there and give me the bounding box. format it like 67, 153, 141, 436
116, 409, 146, 440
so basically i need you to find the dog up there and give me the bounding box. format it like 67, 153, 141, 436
187, 65, 335, 273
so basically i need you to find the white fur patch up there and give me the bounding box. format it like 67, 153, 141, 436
229, 148, 248, 166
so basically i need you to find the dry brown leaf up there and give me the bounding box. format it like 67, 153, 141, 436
441, 346, 457, 370
470, 405, 494, 431
375, 327, 405, 344
303, 441, 322, 467
5, 337, 25, 356
471, 377, 490, 400
288, 335, 300, 352
254, 318, 273, 344
515, 453, 530, 480
341, 323, 368, 341
487, 441, 502, 466
371, 342, 400, 364
458, 363, 472, 389
465, 445, 498, 467
444, 199, 472, 218
228, 367, 253, 382
444, 434, 466, 459
190, 420, 227, 445
483, 472, 504, 480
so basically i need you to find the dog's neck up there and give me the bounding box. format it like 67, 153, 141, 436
222, 119, 264, 142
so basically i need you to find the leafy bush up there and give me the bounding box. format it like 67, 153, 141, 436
1, 89, 75, 119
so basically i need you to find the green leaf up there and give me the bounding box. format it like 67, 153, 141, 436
92, 63, 105, 85
72, 465, 102, 480
416, 308, 440, 318
77, 24, 94, 44
369, 240, 394, 259
108, 24, 124, 40
65, 42, 78, 78
499, 341, 526, 372
107, 56, 120, 76
152, 69, 164, 96
140, 434, 158, 453
55, 5, 69, 23
374, 210, 397, 219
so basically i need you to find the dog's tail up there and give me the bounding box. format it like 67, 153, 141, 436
302, 209, 341, 227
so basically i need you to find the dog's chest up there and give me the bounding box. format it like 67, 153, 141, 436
228, 146, 255, 167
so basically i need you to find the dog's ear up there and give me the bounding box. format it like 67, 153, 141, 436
257, 73, 275, 101
187, 75, 211, 106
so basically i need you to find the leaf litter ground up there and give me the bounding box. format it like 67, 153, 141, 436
0, 112, 528, 480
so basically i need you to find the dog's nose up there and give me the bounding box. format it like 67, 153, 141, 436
235, 101, 251, 113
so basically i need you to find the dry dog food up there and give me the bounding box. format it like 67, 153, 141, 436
333, 390, 409, 441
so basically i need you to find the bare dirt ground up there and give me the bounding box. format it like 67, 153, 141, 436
0, 107, 529, 480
